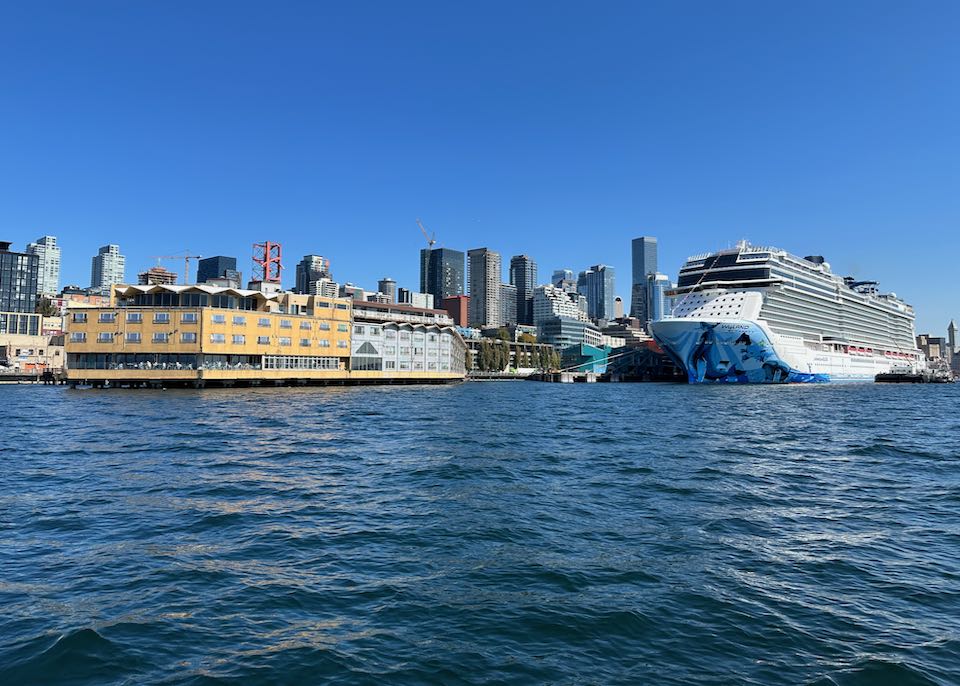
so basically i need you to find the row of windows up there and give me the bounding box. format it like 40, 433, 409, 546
75, 311, 351, 330
262, 355, 341, 370
75, 311, 200, 325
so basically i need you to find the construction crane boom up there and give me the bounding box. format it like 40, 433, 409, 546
149, 253, 203, 285
416, 218, 436, 248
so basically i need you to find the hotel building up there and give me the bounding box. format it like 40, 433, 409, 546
64, 284, 466, 387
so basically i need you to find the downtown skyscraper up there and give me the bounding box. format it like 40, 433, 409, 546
630, 236, 658, 319
419, 247, 465, 305
294, 254, 331, 294
577, 264, 616, 321
467, 248, 502, 328
509, 254, 537, 325
90, 244, 125, 297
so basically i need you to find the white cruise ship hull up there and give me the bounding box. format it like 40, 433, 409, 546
651, 318, 909, 384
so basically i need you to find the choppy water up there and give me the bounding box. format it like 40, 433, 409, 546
2, 382, 959, 685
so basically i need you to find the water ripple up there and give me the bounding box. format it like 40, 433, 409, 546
1, 382, 959, 684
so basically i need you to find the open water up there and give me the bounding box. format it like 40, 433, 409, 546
1, 382, 959, 685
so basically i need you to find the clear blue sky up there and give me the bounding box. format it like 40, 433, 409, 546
1, 1, 957, 332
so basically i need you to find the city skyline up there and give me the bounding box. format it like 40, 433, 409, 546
1, 3, 958, 331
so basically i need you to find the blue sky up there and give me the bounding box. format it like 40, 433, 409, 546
1, 1, 957, 332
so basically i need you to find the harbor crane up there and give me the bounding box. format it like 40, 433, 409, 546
416, 218, 436, 248
150, 253, 202, 285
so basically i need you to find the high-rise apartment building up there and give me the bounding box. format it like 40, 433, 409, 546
294, 255, 332, 294
197, 256, 240, 287
551, 268, 577, 293
420, 248, 465, 305
377, 277, 397, 303
90, 244, 126, 296
577, 264, 616, 321
532, 284, 589, 326
500, 283, 517, 327
509, 254, 537, 325
26, 236, 61, 297
0, 241, 39, 313
467, 248, 502, 328
630, 236, 658, 319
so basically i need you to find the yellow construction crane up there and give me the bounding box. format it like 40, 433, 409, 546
149, 253, 203, 285
416, 218, 436, 248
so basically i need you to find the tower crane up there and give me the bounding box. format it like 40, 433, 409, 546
416, 218, 436, 249
149, 253, 203, 285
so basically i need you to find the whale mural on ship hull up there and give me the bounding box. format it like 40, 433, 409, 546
651, 319, 830, 384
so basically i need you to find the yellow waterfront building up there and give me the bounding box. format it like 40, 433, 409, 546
65, 284, 466, 387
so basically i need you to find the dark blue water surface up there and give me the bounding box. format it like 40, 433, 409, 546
2, 382, 959, 685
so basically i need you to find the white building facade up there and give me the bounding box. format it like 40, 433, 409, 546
26, 235, 61, 297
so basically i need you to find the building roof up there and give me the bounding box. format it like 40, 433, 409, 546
113, 283, 273, 300
352, 300, 448, 316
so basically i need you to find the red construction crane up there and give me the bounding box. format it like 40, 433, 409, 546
253, 241, 283, 283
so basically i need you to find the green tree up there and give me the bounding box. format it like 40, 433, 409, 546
497, 328, 511, 342
518, 332, 537, 344
35, 297, 58, 317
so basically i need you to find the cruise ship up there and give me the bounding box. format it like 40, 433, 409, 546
650, 242, 924, 383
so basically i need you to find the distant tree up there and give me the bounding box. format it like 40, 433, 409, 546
498, 342, 510, 370
35, 297, 58, 317
518, 332, 537, 344
497, 327, 511, 341
478, 339, 495, 371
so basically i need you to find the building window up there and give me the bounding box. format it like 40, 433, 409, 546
257, 336, 270, 344
210, 333, 226, 343
337, 340, 347, 348
258, 318, 270, 327
73, 312, 88, 323
154, 313, 170, 324
70, 332, 86, 343
400, 332, 410, 341
153, 332, 169, 343
354, 325, 364, 334
401, 347, 411, 355
300, 321, 311, 330
212, 314, 226, 324
97, 332, 114, 343
279, 337, 292, 346
233, 315, 246, 325
126, 312, 142, 323
300, 338, 311, 347
98, 312, 115, 323
280, 319, 292, 329
337, 323, 348, 332
400, 361, 410, 370
385, 360, 395, 369
232, 334, 245, 344
385, 330, 396, 339
414, 362, 423, 370
126, 332, 141, 343
181, 332, 197, 343
385, 346, 396, 355
182, 312, 198, 323
336, 303, 348, 310
319, 340, 331, 347
429, 334, 437, 342
319, 322, 330, 331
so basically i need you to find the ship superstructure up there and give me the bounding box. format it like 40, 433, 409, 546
650, 243, 924, 383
